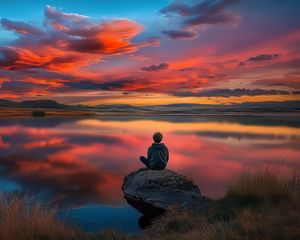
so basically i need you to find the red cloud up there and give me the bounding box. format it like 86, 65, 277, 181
67, 19, 143, 54
23, 77, 65, 88
0, 6, 148, 73
0, 77, 7, 86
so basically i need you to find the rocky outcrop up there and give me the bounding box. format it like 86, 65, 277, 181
122, 168, 207, 217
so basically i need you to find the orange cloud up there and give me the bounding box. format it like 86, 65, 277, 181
0, 6, 150, 74
22, 77, 64, 88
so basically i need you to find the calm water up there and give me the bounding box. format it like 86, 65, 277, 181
0, 115, 300, 232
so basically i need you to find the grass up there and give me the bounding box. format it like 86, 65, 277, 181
0, 194, 77, 240
0, 170, 299, 240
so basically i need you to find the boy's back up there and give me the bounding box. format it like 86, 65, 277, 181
147, 143, 169, 170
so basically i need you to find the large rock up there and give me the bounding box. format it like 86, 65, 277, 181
122, 168, 207, 217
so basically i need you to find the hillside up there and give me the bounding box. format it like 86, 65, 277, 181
0, 99, 300, 115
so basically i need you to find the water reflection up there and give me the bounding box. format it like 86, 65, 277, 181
0, 115, 299, 231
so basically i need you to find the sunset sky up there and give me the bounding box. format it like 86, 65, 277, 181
0, 0, 300, 106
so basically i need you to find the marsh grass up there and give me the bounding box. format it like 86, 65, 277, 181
227, 169, 288, 205
0, 170, 299, 240
0, 193, 77, 240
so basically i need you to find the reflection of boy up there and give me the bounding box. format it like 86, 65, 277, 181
140, 132, 169, 170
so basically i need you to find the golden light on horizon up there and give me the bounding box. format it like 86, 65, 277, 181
78, 119, 300, 137
80, 94, 300, 106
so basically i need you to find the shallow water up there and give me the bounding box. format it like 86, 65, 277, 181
0, 115, 300, 232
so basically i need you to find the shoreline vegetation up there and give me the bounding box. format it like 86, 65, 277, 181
2, 107, 300, 118
0, 170, 299, 240
0, 108, 96, 118
1, 107, 300, 118
0, 99, 300, 118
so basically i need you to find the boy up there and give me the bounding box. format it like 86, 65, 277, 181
140, 132, 169, 170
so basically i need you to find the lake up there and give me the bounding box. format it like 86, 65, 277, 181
0, 115, 300, 232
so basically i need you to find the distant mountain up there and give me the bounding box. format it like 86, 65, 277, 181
0, 99, 17, 107
0, 100, 68, 109
229, 101, 300, 110
94, 104, 143, 111
110, 101, 300, 113
0, 99, 299, 113
19, 100, 68, 109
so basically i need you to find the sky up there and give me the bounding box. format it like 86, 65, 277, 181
0, 0, 300, 106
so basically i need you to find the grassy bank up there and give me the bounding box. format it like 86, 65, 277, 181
0, 170, 299, 240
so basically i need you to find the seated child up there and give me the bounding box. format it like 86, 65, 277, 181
140, 132, 169, 170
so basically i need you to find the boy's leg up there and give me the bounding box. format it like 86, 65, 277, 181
140, 156, 150, 168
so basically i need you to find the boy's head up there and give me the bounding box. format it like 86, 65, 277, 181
153, 132, 163, 143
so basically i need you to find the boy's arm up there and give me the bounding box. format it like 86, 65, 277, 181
166, 147, 169, 161
147, 147, 152, 159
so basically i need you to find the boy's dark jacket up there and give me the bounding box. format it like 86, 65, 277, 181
147, 143, 169, 169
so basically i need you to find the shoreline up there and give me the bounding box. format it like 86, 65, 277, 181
0, 107, 96, 118
0, 107, 300, 118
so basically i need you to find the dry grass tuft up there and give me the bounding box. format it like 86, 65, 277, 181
227, 169, 288, 205
0, 193, 77, 240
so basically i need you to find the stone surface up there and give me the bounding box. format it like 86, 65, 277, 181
122, 168, 207, 216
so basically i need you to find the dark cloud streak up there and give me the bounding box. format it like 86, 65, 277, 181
161, 0, 240, 40
162, 30, 197, 39
141, 63, 169, 72
173, 88, 294, 98
1, 18, 43, 35
249, 54, 280, 62
239, 54, 280, 66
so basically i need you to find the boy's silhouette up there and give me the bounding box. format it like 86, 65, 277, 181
140, 132, 169, 170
